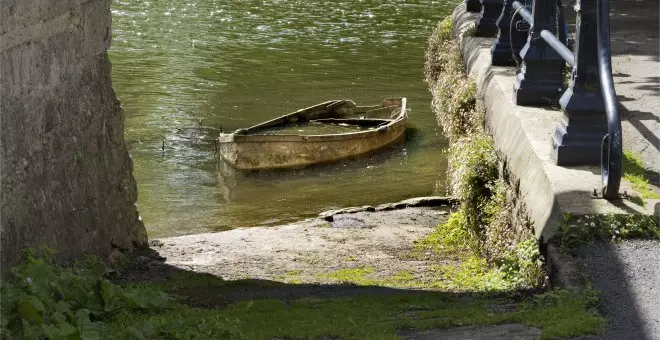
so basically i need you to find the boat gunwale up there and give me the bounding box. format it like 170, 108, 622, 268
218, 98, 407, 144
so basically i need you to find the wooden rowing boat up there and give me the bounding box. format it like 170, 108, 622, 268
217, 97, 407, 170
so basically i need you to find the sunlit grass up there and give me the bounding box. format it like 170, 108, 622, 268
107, 288, 605, 339
622, 151, 660, 205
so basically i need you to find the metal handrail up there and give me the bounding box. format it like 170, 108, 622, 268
511, 1, 574, 65
511, 0, 621, 199
596, 0, 622, 198
512, 1, 533, 23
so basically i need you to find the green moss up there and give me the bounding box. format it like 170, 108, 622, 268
277, 270, 304, 284
317, 268, 423, 289
415, 210, 472, 258
318, 267, 377, 285
623, 151, 660, 203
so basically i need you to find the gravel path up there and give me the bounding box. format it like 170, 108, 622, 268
576, 240, 660, 340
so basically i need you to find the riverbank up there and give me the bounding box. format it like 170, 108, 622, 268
104, 198, 603, 339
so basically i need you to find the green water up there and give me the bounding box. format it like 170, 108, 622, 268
110, 0, 456, 238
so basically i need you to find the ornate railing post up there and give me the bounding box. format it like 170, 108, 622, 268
466, 0, 483, 13
552, 0, 605, 165
513, 0, 565, 105
491, 0, 529, 66
475, 0, 505, 37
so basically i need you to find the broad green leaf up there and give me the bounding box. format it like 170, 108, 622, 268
43, 321, 79, 340
75, 309, 103, 340
18, 298, 44, 324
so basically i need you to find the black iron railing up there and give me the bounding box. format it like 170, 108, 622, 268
464, 0, 622, 199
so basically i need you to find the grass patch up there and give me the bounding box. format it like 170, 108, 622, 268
1, 250, 605, 339
105, 288, 604, 339
415, 209, 472, 258
623, 151, 660, 204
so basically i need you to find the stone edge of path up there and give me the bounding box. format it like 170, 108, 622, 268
318, 196, 457, 221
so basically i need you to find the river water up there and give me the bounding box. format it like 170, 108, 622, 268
109, 0, 456, 238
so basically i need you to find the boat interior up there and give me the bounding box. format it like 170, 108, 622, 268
237, 99, 403, 136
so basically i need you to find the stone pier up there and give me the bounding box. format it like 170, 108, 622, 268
0, 0, 147, 276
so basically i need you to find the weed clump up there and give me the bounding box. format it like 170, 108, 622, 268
448, 134, 498, 246
424, 17, 463, 88
425, 17, 481, 141
554, 213, 660, 250
423, 17, 542, 291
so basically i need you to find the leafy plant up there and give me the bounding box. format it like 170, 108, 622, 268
554, 213, 660, 250
423, 15, 543, 292
496, 239, 543, 289
415, 210, 472, 256
1, 248, 171, 340
424, 17, 462, 88
448, 134, 499, 252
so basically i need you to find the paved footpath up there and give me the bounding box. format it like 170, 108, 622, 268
563, 1, 659, 339
608, 0, 660, 179
582, 1, 659, 339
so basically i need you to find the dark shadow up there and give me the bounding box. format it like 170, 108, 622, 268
621, 108, 660, 154
114, 247, 533, 311
574, 241, 658, 340
113, 224, 656, 340
545, 191, 656, 340
616, 95, 636, 102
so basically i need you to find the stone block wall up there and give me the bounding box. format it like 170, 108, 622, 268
0, 0, 147, 276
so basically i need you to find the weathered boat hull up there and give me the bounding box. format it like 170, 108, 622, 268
217, 98, 407, 170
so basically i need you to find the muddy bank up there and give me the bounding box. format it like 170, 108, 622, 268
148, 198, 453, 284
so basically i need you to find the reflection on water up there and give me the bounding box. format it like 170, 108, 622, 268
110, 0, 456, 237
